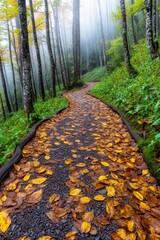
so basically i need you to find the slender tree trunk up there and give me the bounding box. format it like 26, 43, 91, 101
0, 93, 6, 121
73, 0, 80, 82
131, 0, 137, 44
44, 0, 56, 97
0, 56, 12, 113
6, 20, 18, 111
18, 0, 33, 118
97, 0, 106, 65
153, 0, 157, 39
146, 0, 159, 59
29, 0, 45, 100
120, 0, 137, 75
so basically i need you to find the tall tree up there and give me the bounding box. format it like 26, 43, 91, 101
29, 0, 45, 100
97, 0, 106, 65
131, 0, 137, 44
0, 56, 12, 113
153, 0, 157, 39
18, 0, 33, 118
120, 0, 136, 75
146, 0, 159, 59
44, 0, 56, 97
73, 0, 80, 82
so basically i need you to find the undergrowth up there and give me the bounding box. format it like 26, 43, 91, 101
81, 67, 107, 82
0, 96, 68, 166
90, 40, 160, 182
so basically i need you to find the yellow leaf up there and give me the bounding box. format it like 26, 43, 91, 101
80, 197, 91, 204
111, 173, 118, 180
46, 169, 53, 175
76, 163, 86, 167
106, 186, 116, 197
0, 210, 11, 233
101, 161, 109, 167
69, 175, 77, 183
72, 154, 78, 158
98, 175, 107, 181
65, 231, 77, 239
142, 169, 149, 176
23, 173, 30, 182
81, 221, 91, 233
82, 212, 94, 222
94, 195, 105, 201
120, 205, 132, 218
128, 220, 134, 232
106, 143, 113, 148
33, 161, 40, 167
117, 228, 127, 240
129, 182, 139, 190
1, 195, 7, 202
140, 202, 150, 211
133, 191, 144, 201
37, 166, 46, 174
24, 184, 33, 192
49, 194, 60, 204
32, 177, 47, 185
45, 156, 50, 160
21, 237, 31, 240
22, 149, 30, 154
70, 188, 81, 196
65, 159, 72, 165
38, 236, 52, 240
6, 181, 17, 191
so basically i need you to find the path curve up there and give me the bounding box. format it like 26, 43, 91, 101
0, 83, 160, 240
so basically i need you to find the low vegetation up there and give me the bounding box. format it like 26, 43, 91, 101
0, 95, 68, 166
90, 40, 160, 181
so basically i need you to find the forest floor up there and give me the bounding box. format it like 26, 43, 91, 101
0, 83, 160, 240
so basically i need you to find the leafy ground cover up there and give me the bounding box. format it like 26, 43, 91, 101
81, 67, 106, 82
0, 95, 68, 166
90, 40, 160, 181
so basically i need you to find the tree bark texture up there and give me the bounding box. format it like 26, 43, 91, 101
146, 0, 159, 59
29, 0, 45, 100
120, 0, 136, 75
18, 0, 33, 118
73, 0, 80, 82
44, 0, 56, 97
131, 0, 137, 44
0, 56, 12, 113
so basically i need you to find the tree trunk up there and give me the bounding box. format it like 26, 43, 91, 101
146, 0, 159, 59
18, 0, 33, 118
0, 93, 6, 121
153, 0, 157, 39
44, 0, 56, 97
97, 0, 106, 65
0, 56, 12, 113
73, 0, 80, 82
6, 20, 18, 111
120, 0, 137, 76
29, 0, 45, 101
131, 0, 137, 44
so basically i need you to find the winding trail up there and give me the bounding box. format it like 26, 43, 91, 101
0, 83, 160, 240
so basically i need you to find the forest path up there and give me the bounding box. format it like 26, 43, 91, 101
0, 83, 160, 240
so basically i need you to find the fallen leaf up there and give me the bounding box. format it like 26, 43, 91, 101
81, 221, 91, 233
128, 220, 134, 232
38, 236, 51, 240
14, 164, 20, 172
1, 195, 7, 202
55, 208, 67, 218
101, 161, 109, 167
65, 159, 72, 165
33, 161, 40, 167
65, 231, 77, 239
49, 194, 60, 204
46, 169, 53, 175
94, 195, 105, 201
106, 186, 116, 197
98, 175, 107, 181
142, 169, 149, 176
76, 163, 86, 167
120, 205, 132, 218
0, 210, 11, 233
80, 197, 91, 204
133, 191, 144, 201
6, 181, 18, 191
129, 182, 139, 190
82, 212, 94, 222
23, 173, 31, 182
37, 166, 46, 174
70, 188, 81, 196
32, 177, 47, 185
140, 202, 150, 211
117, 228, 127, 240
27, 189, 43, 204
45, 156, 50, 160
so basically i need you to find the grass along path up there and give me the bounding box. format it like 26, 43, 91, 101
0, 83, 160, 240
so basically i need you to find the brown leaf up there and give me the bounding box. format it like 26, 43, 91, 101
120, 205, 133, 219
49, 194, 60, 204
82, 212, 94, 222
27, 189, 43, 204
